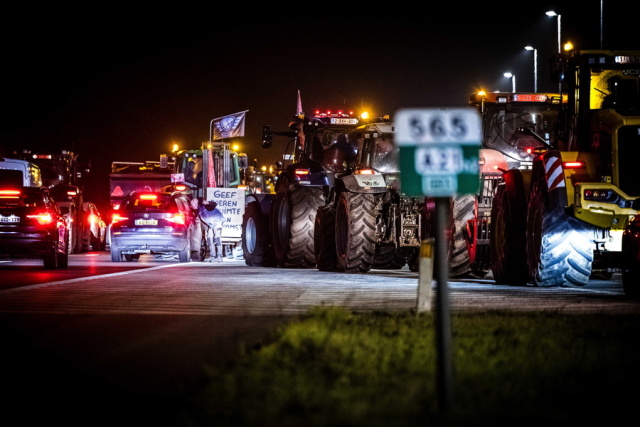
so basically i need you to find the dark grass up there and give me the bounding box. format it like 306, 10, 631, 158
173, 307, 640, 426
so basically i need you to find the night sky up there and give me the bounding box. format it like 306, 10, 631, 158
1, 1, 635, 212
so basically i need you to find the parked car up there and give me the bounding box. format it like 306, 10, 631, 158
0, 186, 69, 269
109, 191, 201, 262
82, 202, 107, 251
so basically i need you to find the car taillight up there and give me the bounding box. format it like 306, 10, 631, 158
27, 212, 54, 225
111, 213, 128, 224
0, 189, 21, 199
139, 194, 158, 200
166, 213, 185, 225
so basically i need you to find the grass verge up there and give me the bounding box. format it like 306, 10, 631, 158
176, 307, 640, 426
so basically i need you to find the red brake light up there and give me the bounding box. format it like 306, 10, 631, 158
295, 169, 310, 176
0, 189, 21, 198
139, 194, 158, 200
563, 161, 585, 169
166, 213, 185, 225
27, 212, 54, 225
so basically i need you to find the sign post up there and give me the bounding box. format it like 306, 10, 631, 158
395, 107, 481, 413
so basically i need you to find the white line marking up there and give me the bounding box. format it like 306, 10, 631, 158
0, 263, 185, 294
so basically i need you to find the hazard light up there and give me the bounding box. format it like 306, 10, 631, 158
111, 213, 128, 224
356, 169, 376, 175
166, 213, 185, 225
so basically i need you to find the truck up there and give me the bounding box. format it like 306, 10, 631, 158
109, 160, 173, 211
169, 143, 248, 260
17, 150, 94, 254
0, 157, 43, 187
466, 49, 640, 288
312, 117, 427, 273
241, 105, 371, 268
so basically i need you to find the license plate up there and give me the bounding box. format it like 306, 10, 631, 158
0, 215, 20, 223
330, 118, 358, 125
135, 219, 158, 225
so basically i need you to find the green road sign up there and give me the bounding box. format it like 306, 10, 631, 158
395, 108, 481, 197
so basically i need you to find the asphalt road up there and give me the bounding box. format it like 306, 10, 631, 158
1, 252, 638, 425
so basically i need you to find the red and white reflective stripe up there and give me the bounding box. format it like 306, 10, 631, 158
544, 155, 565, 191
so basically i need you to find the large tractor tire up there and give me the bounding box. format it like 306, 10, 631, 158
242, 200, 275, 266
335, 192, 377, 273
450, 194, 475, 277
490, 184, 528, 285
622, 214, 640, 299
272, 183, 324, 268
526, 178, 594, 287
314, 205, 337, 271
372, 245, 406, 270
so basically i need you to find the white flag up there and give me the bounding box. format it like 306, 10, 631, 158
211, 110, 248, 141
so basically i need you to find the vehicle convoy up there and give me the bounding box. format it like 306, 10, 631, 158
17, 150, 96, 254
241, 105, 372, 268
0, 186, 69, 269
466, 49, 640, 287
312, 117, 427, 273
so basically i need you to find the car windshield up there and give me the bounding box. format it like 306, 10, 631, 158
371, 134, 399, 173
483, 103, 560, 161
121, 194, 177, 211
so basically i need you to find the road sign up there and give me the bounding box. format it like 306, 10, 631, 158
395, 108, 481, 197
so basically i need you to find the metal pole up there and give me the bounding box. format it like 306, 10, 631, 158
435, 197, 453, 413
557, 15, 562, 93
533, 49, 538, 93
557, 15, 561, 53
600, 0, 603, 49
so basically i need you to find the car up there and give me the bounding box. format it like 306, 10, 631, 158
109, 191, 201, 262
0, 186, 69, 269
82, 201, 107, 251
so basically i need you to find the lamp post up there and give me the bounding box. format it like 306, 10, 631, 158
525, 46, 538, 92
546, 10, 561, 53
504, 72, 516, 92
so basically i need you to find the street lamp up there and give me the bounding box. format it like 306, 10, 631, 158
525, 46, 538, 92
546, 10, 561, 53
504, 72, 516, 92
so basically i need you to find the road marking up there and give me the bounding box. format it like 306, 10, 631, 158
0, 263, 185, 294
